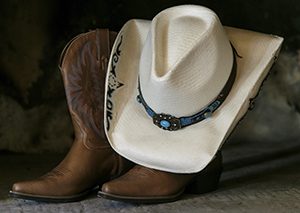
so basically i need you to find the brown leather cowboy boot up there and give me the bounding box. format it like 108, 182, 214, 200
99, 151, 222, 203
9, 29, 133, 202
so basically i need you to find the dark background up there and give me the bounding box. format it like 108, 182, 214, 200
0, 0, 300, 153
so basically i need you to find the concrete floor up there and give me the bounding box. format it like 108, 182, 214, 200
1, 138, 300, 213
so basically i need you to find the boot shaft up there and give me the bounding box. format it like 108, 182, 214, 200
59, 29, 117, 148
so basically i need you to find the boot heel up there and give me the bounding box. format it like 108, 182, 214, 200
186, 151, 223, 194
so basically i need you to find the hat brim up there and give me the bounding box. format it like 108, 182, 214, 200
104, 19, 283, 173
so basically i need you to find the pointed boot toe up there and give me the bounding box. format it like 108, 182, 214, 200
9, 172, 99, 202
101, 182, 120, 196
10, 180, 57, 201
10, 181, 34, 200
100, 173, 141, 198
11, 181, 32, 194
11, 182, 24, 193
11, 179, 45, 195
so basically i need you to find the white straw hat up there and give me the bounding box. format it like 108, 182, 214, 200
104, 5, 283, 173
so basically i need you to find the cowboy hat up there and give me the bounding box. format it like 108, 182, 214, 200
104, 5, 283, 173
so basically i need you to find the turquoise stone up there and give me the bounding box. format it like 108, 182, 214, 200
160, 120, 171, 128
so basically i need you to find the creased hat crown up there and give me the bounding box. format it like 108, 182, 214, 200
139, 5, 233, 117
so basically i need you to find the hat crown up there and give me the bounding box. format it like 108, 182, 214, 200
139, 5, 233, 116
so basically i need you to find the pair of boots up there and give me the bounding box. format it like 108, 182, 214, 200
9, 29, 222, 204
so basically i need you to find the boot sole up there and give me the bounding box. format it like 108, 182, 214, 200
97, 189, 185, 204
98, 181, 221, 204
8, 186, 98, 203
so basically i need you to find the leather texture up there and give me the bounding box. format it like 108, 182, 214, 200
99, 151, 222, 203
10, 29, 133, 202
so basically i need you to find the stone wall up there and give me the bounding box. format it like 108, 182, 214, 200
0, 0, 299, 153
